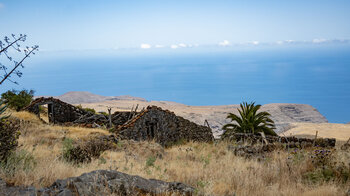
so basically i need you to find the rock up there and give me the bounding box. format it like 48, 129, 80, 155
116, 106, 214, 147
0, 178, 36, 196
0, 170, 194, 196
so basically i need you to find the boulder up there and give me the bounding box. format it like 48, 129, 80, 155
0, 170, 195, 196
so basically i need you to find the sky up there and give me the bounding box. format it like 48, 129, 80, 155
1, 1, 350, 123
0, 0, 350, 51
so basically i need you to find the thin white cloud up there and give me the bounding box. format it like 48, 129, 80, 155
250, 41, 259, 45
170, 45, 179, 49
219, 40, 230, 46
140, 44, 151, 49
276, 40, 296, 45
0, 3, 3, 9
155, 44, 164, 48
178, 43, 187, 48
312, 38, 327, 44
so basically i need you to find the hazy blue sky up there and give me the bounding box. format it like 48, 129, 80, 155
1, 0, 350, 51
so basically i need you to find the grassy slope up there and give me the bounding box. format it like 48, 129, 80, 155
282, 122, 350, 141
0, 111, 349, 195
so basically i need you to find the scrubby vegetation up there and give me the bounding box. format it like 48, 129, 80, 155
0, 102, 21, 162
0, 110, 349, 195
1, 89, 34, 111
76, 105, 96, 114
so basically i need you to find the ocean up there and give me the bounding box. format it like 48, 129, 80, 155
1, 45, 350, 123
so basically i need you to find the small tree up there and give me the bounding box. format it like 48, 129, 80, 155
0, 34, 38, 162
222, 102, 277, 136
1, 89, 34, 111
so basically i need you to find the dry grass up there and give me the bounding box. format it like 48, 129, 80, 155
284, 122, 350, 141
0, 112, 349, 196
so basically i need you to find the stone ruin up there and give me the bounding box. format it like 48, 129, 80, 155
24, 98, 215, 146
23, 97, 133, 127
115, 106, 214, 147
23, 97, 88, 124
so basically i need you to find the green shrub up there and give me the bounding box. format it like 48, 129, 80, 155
83, 107, 96, 114
1, 89, 34, 111
62, 137, 114, 164
62, 138, 75, 162
145, 156, 156, 168
76, 105, 96, 114
302, 148, 350, 184
0, 149, 36, 176
0, 118, 20, 162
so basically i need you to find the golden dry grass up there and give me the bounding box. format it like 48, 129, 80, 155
283, 122, 350, 141
0, 112, 349, 195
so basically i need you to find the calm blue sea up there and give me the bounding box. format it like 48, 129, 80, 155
1, 46, 350, 123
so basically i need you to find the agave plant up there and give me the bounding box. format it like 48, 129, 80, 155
0, 100, 9, 121
223, 102, 277, 136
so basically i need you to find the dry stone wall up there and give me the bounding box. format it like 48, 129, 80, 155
24, 97, 88, 124
24, 97, 133, 127
116, 106, 214, 147
223, 132, 336, 148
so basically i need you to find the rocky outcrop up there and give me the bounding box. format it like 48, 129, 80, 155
116, 106, 214, 147
263, 103, 328, 133
0, 170, 194, 196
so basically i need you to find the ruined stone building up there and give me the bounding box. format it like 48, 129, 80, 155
24, 98, 215, 146
116, 106, 214, 147
23, 97, 88, 124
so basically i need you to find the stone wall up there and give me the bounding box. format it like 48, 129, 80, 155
116, 106, 214, 147
24, 97, 134, 127
24, 97, 88, 124
223, 132, 336, 148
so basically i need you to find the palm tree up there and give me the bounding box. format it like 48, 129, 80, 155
222, 102, 277, 136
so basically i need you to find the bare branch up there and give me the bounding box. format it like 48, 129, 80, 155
0, 34, 26, 54
0, 45, 39, 85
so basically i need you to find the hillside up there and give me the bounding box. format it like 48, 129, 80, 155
2, 110, 348, 195
283, 123, 350, 141
37, 91, 147, 104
